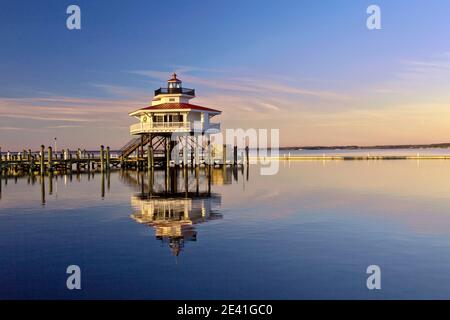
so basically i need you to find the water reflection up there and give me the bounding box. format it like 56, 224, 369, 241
0, 165, 246, 255
4, 161, 450, 298
130, 195, 222, 256
121, 167, 242, 256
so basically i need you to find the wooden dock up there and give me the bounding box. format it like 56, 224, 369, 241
0, 144, 249, 176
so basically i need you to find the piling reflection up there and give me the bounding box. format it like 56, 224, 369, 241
121, 166, 242, 256
0, 164, 247, 256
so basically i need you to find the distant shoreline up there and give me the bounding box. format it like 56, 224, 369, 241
279, 143, 450, 150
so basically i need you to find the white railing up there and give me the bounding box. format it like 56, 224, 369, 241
130, 122, 222, 134
130, 122, 191, 134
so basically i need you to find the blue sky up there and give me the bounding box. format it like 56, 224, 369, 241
1, 0, 450, 150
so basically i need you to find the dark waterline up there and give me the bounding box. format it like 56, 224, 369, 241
1, 162, 450, 299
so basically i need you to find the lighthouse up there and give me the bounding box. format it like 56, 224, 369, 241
121, 74, 222, 166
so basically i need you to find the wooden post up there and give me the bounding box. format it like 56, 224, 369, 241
40, 145, 45, 175
48, 146, 53, 171
245, 146, 249, 165
87, 153, 91, 172
233, 145, 238, 166
140, 135, 144, 159
76, 148, 80, 172
28, 149, 33, 173
183, 136, 188, 167
166, 137, 170, 170
194, 135, 199, 167
147, 145, 152, 171
66, 148, 71, 171
100, 145, 105, 172
222, 144, 227, 166
106, 146, 110, 171
190, 134, 194, 166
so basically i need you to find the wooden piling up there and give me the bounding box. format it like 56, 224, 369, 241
194, 136, 199, 167
222, 144, 227, 166
106, 146, 110, 171
166, 138, 170, 170
28, 149, 33, 173
245, 146, 249, 165
69, 153, 73, 172
76, 149, 80, 172
207, 138, 212, 166
100, 145, 105, 172
87, 153, 91, 172
183, 136, 188, 167
40, 145, 45, 175
147, 145, 152, 171
48, 146, 53, 171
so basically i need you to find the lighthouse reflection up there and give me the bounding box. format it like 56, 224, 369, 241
121, 166, 242, 256
130, 194, 222, 256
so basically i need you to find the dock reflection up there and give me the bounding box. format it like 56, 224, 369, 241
0, 165, 247, 255
122, 167, 242, 256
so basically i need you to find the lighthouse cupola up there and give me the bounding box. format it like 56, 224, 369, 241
167, 73, 182, 90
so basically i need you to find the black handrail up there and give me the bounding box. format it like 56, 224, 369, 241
154, 88, 195, 96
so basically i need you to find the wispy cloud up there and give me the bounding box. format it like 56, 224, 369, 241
0, 91, 146, 150
131, 69, 353, 101
370, 52, 450, 95
0, 94, 147, 123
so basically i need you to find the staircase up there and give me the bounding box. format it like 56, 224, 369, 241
119, 135, 153, 158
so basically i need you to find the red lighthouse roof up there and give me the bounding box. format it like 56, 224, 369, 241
130, 103, 221, 115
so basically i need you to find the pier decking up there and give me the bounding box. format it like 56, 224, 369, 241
0, 144, 248, 176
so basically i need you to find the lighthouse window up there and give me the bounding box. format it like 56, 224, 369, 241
171, 115, 182, 122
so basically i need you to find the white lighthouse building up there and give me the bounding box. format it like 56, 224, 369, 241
122, 73, 222, 164
129, 73, 221, 135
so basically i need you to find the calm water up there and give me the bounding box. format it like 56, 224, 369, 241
2, 160, 450, 299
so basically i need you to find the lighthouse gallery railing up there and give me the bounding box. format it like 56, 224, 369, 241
130, 122, 191, 134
